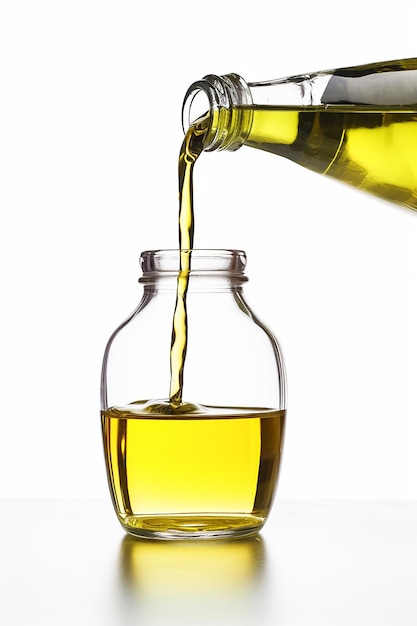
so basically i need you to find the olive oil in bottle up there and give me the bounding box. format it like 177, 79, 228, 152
245, 104, 417, 209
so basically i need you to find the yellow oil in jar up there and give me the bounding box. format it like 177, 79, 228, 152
102, 401, 285, 538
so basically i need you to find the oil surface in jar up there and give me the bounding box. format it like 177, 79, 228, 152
101, 401, 286, 538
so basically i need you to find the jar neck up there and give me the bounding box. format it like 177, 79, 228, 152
139, 249, 248, 288
182, 74, 253, 152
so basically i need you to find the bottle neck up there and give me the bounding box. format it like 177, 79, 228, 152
182, 74, 253, 152
181, 70, 335, 152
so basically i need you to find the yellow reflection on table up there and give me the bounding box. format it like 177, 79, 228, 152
117, 534, 268, 625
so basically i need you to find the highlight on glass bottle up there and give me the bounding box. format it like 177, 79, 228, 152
101, 249, 286, 540
182, 58, 417, 211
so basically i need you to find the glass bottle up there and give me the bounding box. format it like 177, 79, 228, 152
182, 58, 417, 210
100, 249, 286, 540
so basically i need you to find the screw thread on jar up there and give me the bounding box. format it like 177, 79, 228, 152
182, 73, 253, 152
139, 249, 248, 286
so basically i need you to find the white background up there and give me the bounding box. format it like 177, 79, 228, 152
0, 1, 416, 500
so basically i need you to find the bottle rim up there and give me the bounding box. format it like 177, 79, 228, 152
182, 74, 253, 151
139, 249, 248, 282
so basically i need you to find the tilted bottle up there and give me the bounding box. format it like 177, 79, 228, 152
182, 58, 417, 211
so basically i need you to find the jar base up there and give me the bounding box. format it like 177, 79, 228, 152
120, 513, 265, 540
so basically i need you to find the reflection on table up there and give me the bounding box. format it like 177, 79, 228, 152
115, 533, 269, 625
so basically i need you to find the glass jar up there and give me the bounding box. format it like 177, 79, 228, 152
100, 249, 286, 540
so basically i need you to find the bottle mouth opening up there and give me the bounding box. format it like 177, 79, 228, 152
182, 84, 213, 134
139, 249, 247, 281
181, 74, 253, 152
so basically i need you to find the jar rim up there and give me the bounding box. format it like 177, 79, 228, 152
139, 249, 247, 281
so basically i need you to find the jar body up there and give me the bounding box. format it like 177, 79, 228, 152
101, 250, 286, 540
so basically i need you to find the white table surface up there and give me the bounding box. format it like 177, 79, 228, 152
1, 499, 416, 626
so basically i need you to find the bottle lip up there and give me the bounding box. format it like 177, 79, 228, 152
139, 249, 248, 282
182, 74, 253, 151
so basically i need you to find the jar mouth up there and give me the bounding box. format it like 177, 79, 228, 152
139, 249, 247, 281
